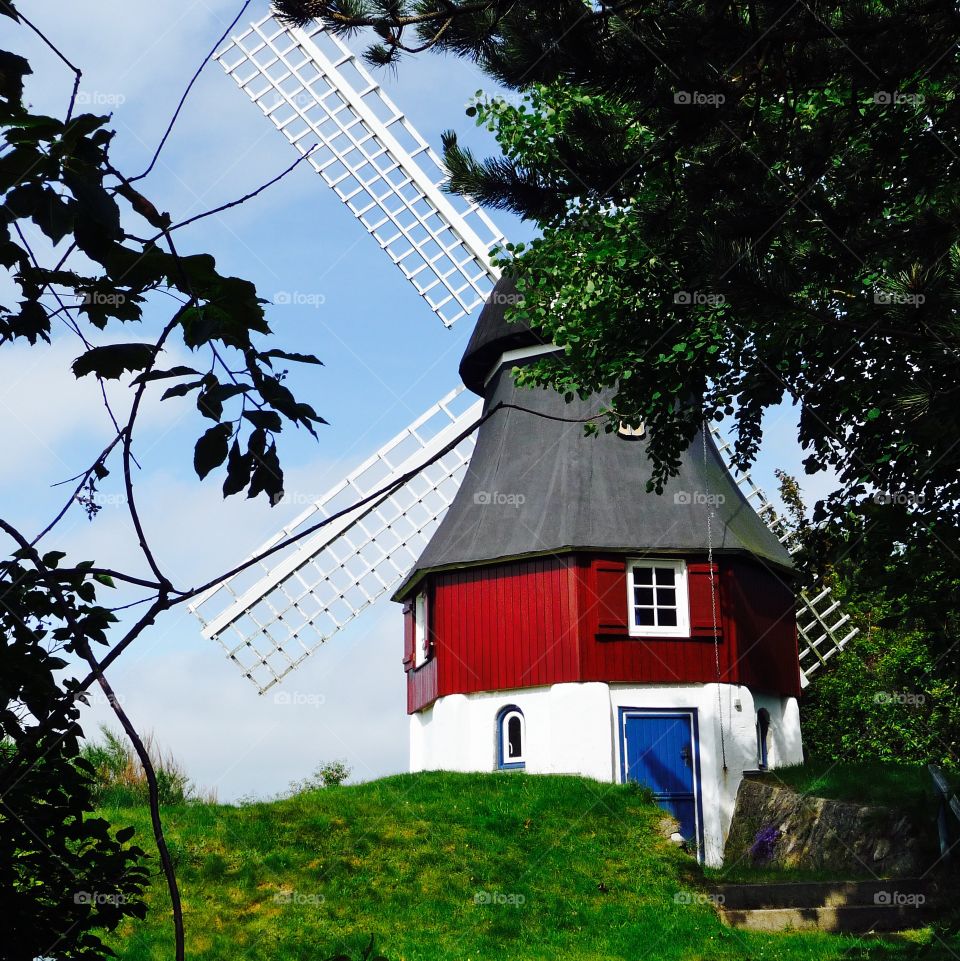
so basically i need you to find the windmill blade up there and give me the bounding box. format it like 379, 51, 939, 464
708, 425, 858, 687
189, 387, 482, 693
216, 11, 504, 327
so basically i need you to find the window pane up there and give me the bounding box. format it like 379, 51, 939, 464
633, 566, 653, 584
656, 587, 676, 606
659, 608, 678, 626
635, 608, 655, 626
634, 587, 654, 606
655, 567, 675, 585
507, 716, 522, 758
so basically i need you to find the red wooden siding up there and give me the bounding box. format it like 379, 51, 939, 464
405, 551, 800, 712
579, 555, 731, 686
722, 558, 801, 697
688, 562, 722, 637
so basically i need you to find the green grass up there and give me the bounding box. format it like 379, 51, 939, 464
761, 760, 937, 819
102, 771, 958, 961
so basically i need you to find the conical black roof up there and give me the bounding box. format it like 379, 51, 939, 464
459, 276, 547, 395
394, 361, 793, 599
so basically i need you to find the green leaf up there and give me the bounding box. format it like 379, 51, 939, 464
161, 379, 204, 400
10, 300, 50, 344
193, 423, 232, 480
259, 349, 323, 367
0, 50, 29, 104
222, 439, 252, 497
242, 410, 283, 431
72, 344, 154, 380
131, 366, 200, 385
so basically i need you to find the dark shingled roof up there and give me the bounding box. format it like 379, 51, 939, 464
394, 362, 793, 599
459, 276, 547, 395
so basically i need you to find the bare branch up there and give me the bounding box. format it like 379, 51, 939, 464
3, 2, 83, 120
130, 0, 253, 183
154, 144, 319, 240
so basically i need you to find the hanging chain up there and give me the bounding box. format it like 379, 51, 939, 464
702, 422, 727, 771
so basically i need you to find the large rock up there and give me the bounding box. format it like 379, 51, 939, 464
723, 775, 929, 875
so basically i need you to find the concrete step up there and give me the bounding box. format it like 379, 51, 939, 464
719, 903, 941, 934
712, 878, 937, 911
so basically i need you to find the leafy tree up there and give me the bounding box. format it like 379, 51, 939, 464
773, 473, 959, 769
0, 4, 350, 958
281, 0, 960, 583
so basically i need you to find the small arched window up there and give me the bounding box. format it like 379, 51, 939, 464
756, 708, 771, 770
497, 706, 525, 770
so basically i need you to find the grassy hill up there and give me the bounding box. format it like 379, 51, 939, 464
103, 771, 954, 960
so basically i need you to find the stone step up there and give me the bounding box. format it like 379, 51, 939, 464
711, 878, 937, 911
720, 903, 940, 934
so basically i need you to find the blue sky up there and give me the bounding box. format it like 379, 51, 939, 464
3, 0, 828, 800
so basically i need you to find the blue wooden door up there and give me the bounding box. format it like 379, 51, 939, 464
623, 713, 698, 843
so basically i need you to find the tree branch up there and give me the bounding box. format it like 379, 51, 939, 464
129, 0, 253, 183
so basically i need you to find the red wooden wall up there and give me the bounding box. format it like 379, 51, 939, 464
404, 552, 800, 712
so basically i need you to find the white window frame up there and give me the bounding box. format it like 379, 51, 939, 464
414, 591, 430, 668
626, 558, 690, 638
498, 707, 526, 768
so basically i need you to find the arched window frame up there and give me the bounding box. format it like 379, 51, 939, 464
496, 705, 526, 770
756, 708, 771, 770
413, 591, 430, 668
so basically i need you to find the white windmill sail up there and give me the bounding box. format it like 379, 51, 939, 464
708, 425, 859, 686
216, 11, 504, 327
189, 387, 482, 693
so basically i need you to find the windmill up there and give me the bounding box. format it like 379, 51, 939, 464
190, 9, 858, 865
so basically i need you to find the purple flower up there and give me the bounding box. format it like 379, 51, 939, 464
749, 825, 781, 863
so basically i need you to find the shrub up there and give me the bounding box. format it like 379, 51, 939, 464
79, 726, 214, 806
801, 629, 959, 771
287, 759, 352, 796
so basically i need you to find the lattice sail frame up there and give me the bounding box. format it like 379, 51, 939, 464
189, 387, 482, 693
216, 11, 504, 326
708, 426, 859, 686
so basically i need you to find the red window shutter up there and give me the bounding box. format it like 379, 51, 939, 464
402, 600, 415, 671
594, 558, 629, 635
688, 562, 722, 638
